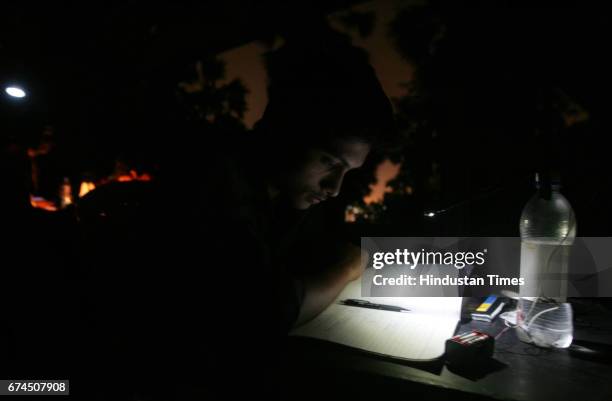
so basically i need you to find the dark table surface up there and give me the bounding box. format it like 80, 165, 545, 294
286, 298, 612, 401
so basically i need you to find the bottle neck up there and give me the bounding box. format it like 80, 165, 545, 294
535, 172, 561, 200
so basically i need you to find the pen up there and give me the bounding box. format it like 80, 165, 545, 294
340, 299, 410, 313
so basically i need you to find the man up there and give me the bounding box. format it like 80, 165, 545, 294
183, 37, 394, 399
76, 30, 395, 400
200, 33, 396, 336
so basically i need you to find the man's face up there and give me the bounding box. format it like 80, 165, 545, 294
280, 139, 370, 210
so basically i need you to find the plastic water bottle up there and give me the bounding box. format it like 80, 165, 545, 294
517, 172, 576, 348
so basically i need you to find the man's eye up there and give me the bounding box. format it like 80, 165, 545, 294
321, 157, 337, 168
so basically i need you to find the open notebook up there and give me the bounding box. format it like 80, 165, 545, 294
290, 278, 462, 361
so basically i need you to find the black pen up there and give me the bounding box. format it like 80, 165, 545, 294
340, 299, 410, 313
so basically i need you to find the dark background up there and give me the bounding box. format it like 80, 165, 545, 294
1, 1, 611, 398
2, 1, 610, 236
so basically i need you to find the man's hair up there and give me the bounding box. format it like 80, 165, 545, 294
254, 29, 396, 153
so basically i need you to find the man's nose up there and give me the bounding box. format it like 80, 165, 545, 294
322, 170, 345, 198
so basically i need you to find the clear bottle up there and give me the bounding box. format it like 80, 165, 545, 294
517, 172, 576, 348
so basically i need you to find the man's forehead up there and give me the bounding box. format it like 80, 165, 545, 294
324, 139, 370, 168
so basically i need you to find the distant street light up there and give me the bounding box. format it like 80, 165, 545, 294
5, 86, 27, 98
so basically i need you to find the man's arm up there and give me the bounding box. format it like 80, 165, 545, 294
293, 243, 368, 327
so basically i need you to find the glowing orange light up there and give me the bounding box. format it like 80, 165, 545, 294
30, 195, 58, 212
79, 181, 96, 197
117, 170, 152, 182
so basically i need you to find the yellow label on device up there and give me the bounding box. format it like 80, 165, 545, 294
475, 296, 497, 312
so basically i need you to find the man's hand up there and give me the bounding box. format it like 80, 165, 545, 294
293, 243, 367, 327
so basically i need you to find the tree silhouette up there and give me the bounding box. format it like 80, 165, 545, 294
381, 3, 605, 236
177, 56, 249, 133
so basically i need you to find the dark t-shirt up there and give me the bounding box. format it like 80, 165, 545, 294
198, 139, 309, 334
175, 139, 314, 398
